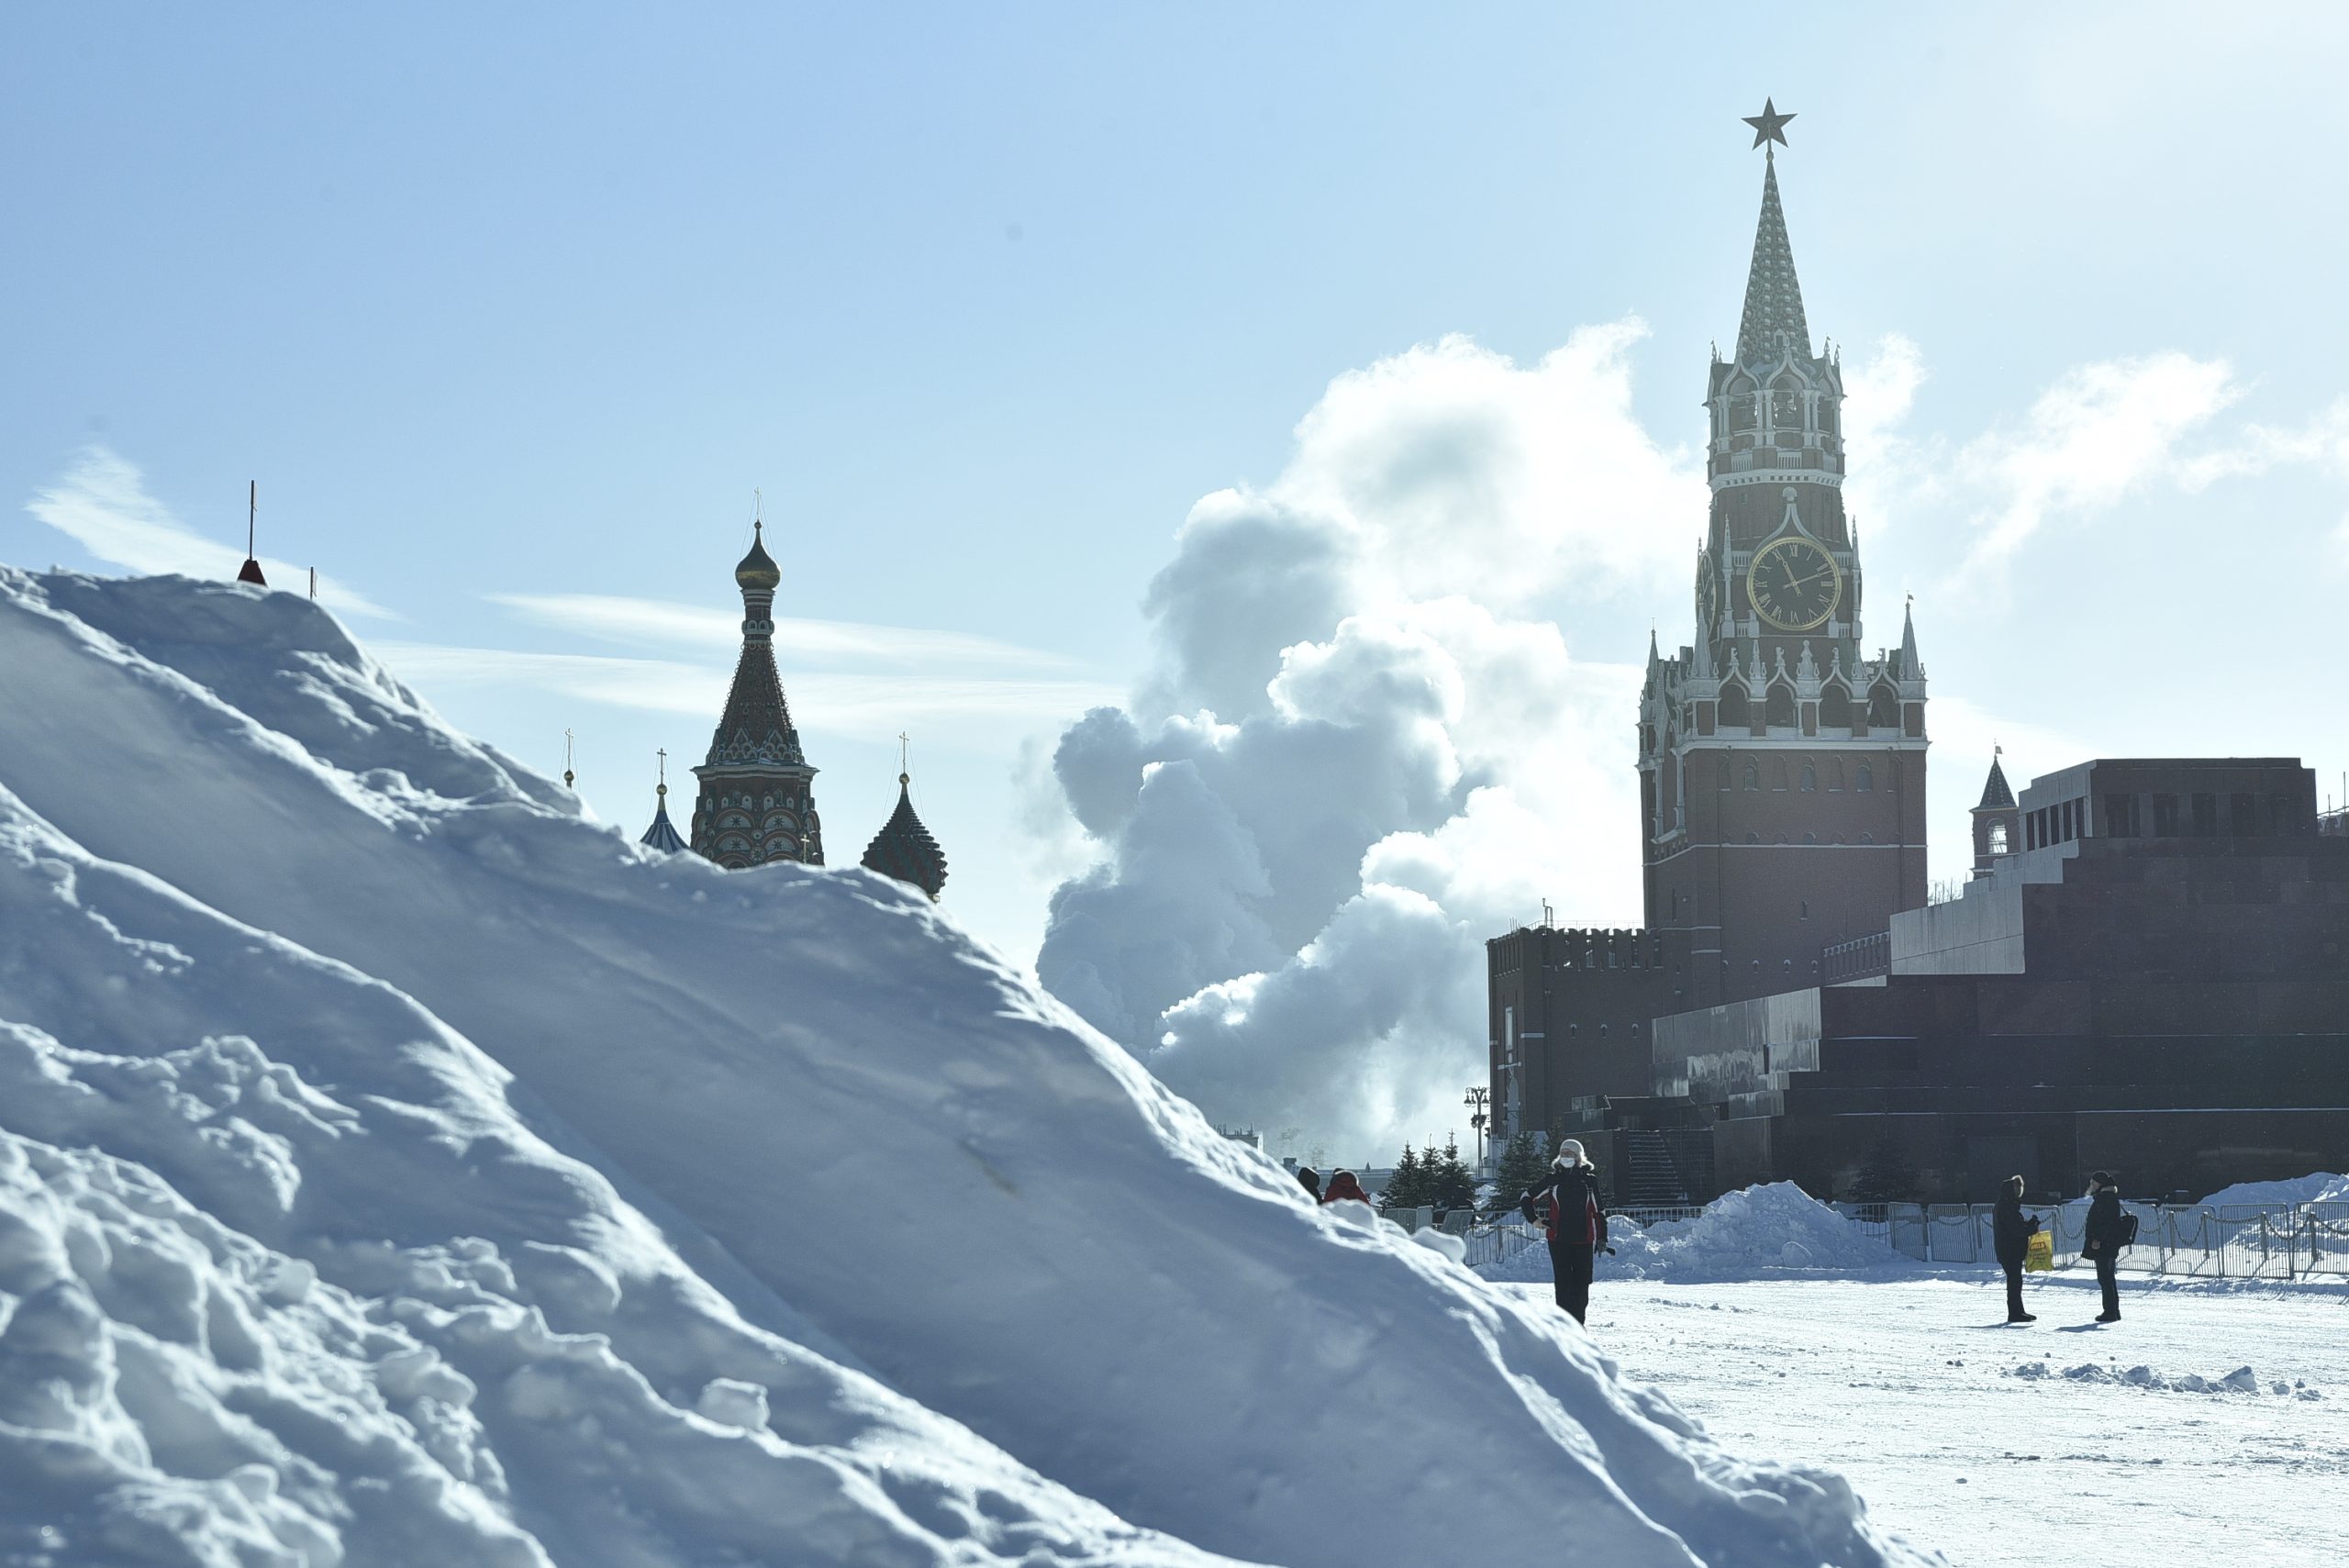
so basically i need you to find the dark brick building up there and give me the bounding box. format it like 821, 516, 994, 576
1647, 758, 2349, 1202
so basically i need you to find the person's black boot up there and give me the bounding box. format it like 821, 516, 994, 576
2007, 1312, 2037, 1323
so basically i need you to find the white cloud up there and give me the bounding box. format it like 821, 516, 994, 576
1960, 352, 2243, 572
374, 641, 1116, 741
27, 446, 395, 618
1840, 333, 1928, 452
2178, 397, 2349, 491
1037, 332, 1675, 1156
487, 593, 1074, 669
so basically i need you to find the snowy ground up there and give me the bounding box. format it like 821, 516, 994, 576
1507, 1273, 2349, 1568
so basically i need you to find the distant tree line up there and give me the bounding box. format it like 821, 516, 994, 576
1378, 1136, 1476, 1213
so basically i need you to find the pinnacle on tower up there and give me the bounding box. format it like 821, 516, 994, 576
1735, 142, 1812, 366
1975, 754, 2016, 811
1897, 598, 1922, 681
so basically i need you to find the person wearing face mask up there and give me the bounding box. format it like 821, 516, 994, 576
1518, 1140, 1610, 1325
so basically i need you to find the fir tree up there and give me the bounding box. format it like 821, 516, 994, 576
1431, 1135, 1476, 1213
1494, 1130, 1547, 1207
1848, 1134, 1921, 1205
1384, 1143, 1426, 1207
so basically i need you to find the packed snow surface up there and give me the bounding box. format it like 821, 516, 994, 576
1542, 1275, 2349, 1568
1480, 1183, 1920, 1284
0, 568, 1931, 1566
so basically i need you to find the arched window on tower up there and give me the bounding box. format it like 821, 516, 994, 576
1765, 683, 1796, 728
1831, 759, 1846, 792
1988, 819, 2009, 855
1717, 752, 1732, 790
1820, 683, 1852, 728
1772, 758, 1790, 792
1857, 763, 1876, 794
1800, 760, 1818, 793
1719, 682, 1750, 728
1742, 761, 1761, 792
1868, 682, 1898, 729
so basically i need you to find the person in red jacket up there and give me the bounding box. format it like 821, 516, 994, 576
1518, 1140, 1610, 1324
1320, 1169, 1372, 1206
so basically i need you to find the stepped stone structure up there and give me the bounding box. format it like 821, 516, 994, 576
1653, 759, 2349, 1201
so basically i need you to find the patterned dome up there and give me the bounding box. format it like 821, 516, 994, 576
861, 774, 947, 900
734, 522, 782, 591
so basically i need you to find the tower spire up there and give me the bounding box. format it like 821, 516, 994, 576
1735, 105, 1811, 366
690, 512, 824, 867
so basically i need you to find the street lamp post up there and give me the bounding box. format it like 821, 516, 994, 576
1464, 1085, 1491, 1171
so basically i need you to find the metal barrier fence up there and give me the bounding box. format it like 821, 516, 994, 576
1461, 1199, 2349, 1278
1461, 1206, 1708, 1270
1838, 1200, 2349, 1279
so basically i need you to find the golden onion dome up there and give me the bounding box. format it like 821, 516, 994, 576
734, 522, 782, 591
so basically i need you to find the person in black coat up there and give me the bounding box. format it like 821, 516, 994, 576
1296, 1166, 1323, 1202
1518, 1140, 1610, 1325
2080, 1170, 2127, 1323
1991, 1174, 2041, 1323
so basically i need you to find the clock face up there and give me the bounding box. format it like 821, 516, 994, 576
1695, 551, 1720, 633
1746, 536, 1842, 632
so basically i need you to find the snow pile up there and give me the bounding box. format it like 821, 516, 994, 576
1479, 1184, 1918, 1285
2196, 1173, 2349, 1208
0, 568, 1932, 1567
0, 805, 1241, 1568
2007, 1362, 2321, 1399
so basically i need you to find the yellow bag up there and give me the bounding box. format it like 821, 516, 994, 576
2024, 1230, 2054, 1273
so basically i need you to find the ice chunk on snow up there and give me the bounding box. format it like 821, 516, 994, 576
696, 1378, 772, 1431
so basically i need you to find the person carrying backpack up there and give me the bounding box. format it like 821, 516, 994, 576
1991, 1174, 2042, 1323
2080, 1170, 2129, 1323
1518, 1140, 1609, 1325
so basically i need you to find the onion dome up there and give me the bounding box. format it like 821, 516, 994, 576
639, 756, 688, 852
734, 520, 782, 591
861, 773, 947, 900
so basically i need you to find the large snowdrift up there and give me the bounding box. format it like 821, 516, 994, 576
0, 568, 1931, 1568
2195, 1173, 2349, 1208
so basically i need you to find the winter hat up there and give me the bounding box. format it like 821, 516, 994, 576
1553, 1139, 1586, 1167
2089, 1170, 2114, 1187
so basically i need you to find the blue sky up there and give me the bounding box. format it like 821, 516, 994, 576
7, 5, 2349, 978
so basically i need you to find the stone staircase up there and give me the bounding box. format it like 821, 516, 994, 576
1620, 1130, 1688, 1207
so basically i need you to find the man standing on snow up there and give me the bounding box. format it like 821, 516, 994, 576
1991, 1174, 2041, 1323
1519, 1141, 1609, 1325
2080, 1171, 2128, 1324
